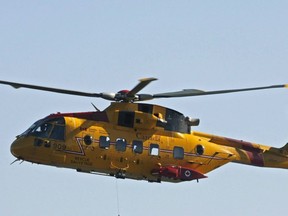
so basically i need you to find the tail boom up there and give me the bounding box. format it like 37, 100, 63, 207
193, 131, 288, 169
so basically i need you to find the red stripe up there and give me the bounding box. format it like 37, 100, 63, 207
246, 151, 264, 167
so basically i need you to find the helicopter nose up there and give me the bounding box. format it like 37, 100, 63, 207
10, 138, 25, 159
11, 139, 20, 158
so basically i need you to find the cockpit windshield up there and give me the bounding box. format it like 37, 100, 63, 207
32, 122, 53, 138
20, 117, 65, 141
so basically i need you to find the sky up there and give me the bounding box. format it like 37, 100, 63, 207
1, 1, 288, 216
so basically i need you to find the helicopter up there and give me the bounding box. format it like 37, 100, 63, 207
2, 78, 288, 183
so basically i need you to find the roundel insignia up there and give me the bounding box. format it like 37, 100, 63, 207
184, 170, 191, 177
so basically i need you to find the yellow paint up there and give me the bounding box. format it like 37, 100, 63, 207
10, 102, 288, 183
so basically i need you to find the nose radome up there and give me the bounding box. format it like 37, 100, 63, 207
10, 138, 23, 159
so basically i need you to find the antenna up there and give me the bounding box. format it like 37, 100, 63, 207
91, 102, 100, 112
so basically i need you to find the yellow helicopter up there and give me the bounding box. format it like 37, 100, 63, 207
2, 78, 288, 183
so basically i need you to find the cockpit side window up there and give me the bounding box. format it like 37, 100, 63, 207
50, 125, 65, 141
27, 117, 66, 141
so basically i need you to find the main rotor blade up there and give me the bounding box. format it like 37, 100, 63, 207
0, 80, 101, 97
153, 84, 288, 98
127, 77, 157, 98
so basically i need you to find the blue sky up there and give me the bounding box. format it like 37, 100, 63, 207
1, 1, 288, 216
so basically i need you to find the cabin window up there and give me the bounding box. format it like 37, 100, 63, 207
195, 145, 205, 155
132, 140, 143, 154
99, 136, 110, 149
150, 144, 159, 156
83, 135, 93, 145
115, 138, 127, 152
173, 146, 184, 159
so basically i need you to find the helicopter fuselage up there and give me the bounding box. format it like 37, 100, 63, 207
10, 102, 288, 183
